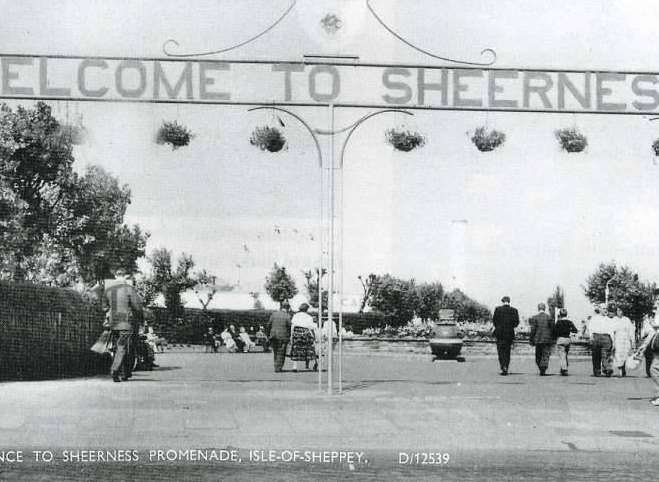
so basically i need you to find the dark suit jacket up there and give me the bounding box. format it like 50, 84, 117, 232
268, 310, 291, 341
492, 304, 520, 343
529, 312, 555, 345
103, 282, 143, 331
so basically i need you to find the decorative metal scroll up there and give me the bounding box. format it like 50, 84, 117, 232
365, 0, 496, 66
162, 0, 497, 67
163, 0, 297, 57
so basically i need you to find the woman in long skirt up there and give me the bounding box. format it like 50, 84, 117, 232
613, 307, 635, 377
289, 303, 318, 371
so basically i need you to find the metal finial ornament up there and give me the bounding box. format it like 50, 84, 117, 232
366, 0, 497, 66
320, 13, 343, 35
163, 0, 297, 57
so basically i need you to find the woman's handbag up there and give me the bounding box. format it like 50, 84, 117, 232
625, 353, 641, 371
91, 330, 112, 355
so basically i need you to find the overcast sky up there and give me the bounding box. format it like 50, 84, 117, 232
2, 0, 659, 319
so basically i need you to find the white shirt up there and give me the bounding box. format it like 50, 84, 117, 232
291, 312, 318, 333
614, 316, 634, 343
588, 314, 615, 338
322, 320, 337, 339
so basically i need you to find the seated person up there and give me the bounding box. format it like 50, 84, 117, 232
220, 327, 238, 352
238, 326, 257, 352
135, 325, 157, 370
228, 324, 245, 353
255, 325, 270, 352
203, 327, 219, 353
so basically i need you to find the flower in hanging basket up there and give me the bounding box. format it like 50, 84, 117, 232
471, 126, 506, 152
555, 127, 587, 153
385, 127, 425, 152
58, 123, 87, 145
156, 121, 194, 150
652, 139, 659, 156
249, 126, 287, 153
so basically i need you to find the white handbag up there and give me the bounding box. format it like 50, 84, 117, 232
625, 354, 641, 371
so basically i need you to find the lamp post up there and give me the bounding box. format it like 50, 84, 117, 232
248, 105, 414, 394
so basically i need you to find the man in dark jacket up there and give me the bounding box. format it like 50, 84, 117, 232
103, 270, 143, 382
529, 303, 555, 376
492, 296, 520, 375
267, 301, 291, 372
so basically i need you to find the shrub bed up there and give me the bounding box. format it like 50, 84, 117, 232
0, 281, 108, 380
148, 308, 387, 343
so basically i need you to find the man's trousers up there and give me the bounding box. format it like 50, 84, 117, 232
496, 341, 512, 372
535, 343, 553, 372
111, 331, 135, 379
591, 333, 613, 376
270, 338, 288, 372
556, 337, 571, 371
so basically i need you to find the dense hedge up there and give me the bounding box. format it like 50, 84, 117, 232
148, 307, 387, 344
0, 281, 109, 380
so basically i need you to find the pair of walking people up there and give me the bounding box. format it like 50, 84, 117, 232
528, 304, 578, 376
588, 304, 636, 377
267, 302, 318, 372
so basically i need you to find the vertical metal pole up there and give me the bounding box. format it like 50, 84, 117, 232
318, 139, 324, 392
338, 149, 344, 394
327, 103, 335, 395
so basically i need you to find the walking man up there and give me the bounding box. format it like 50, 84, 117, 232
529, 303, 555, 376
492, 296, 520, 375
103, 269, 143, 383
268, 300, 291, 372
588, 304, 615, 377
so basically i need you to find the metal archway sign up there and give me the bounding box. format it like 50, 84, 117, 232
2, 53, 659, 116
2, 15, 657, 394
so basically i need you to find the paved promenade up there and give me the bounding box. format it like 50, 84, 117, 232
0, 351, 657, 480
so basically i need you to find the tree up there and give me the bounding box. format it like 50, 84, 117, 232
0, 104, 148, 285
546, 285, 565, 320
249, 291, 264, 310
443, 288, 491, 323
303, 267, 328, 310
0, 179, 28, 279
62, 165, 148, 284
584, 261, 656, 335
138, 249, 199, 315
193, 270, 233, 310
367, 274, 418, 326
0, 102, 76, 278
194, 270, 217, 311
415, 282, 444, 322
357, 273, 378, 313
264, 263, 297, 308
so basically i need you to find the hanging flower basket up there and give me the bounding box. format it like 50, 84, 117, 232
249, 126, 286, 153
471, 126, 506, 152
385, 127, 425, 152
652, 139, 659, 156
156, 121, 194, 150
555, 127, 587, 153
59, 123, 87, 145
